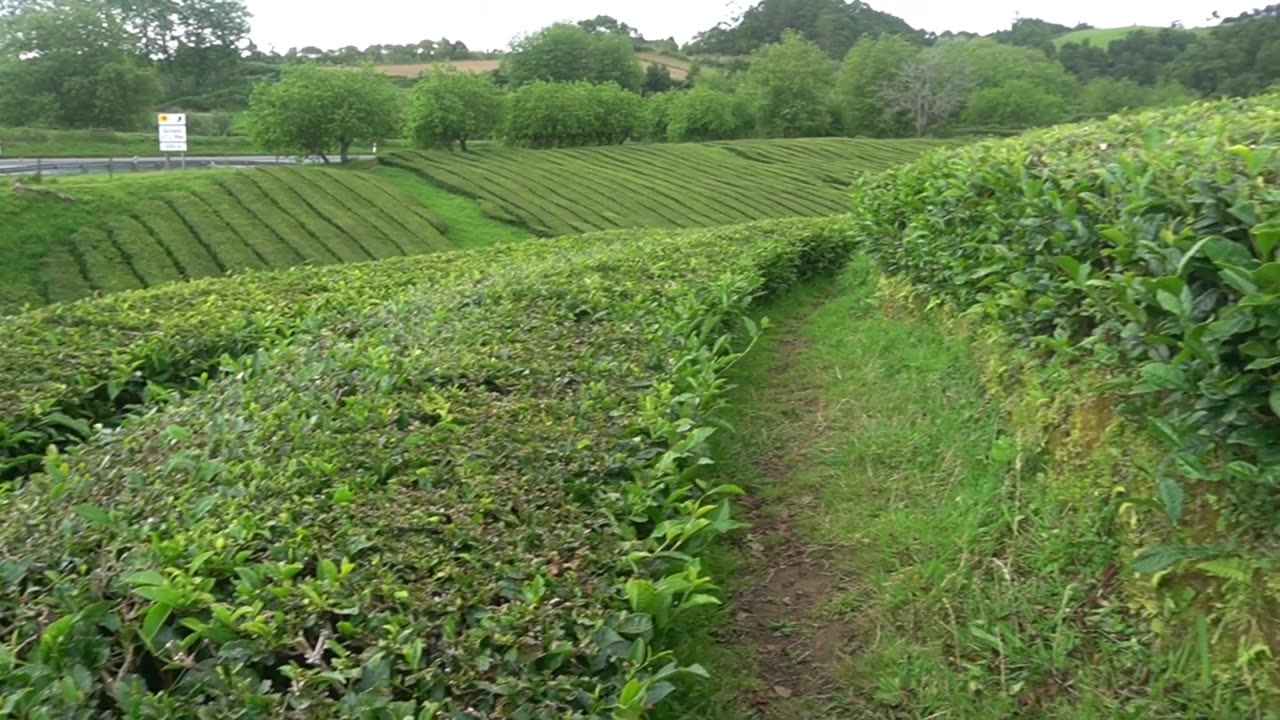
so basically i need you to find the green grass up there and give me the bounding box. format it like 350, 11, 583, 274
1053, 25, 1205, 48
0, 167, 459, 313
371, 165, 531, 249
669, 258, 1231, 718
0, 126, 262, 158
381, 138, 946, 237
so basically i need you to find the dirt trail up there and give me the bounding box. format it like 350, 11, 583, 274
716, 300, 858, 718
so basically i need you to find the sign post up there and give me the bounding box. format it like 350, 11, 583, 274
157, 113, 188, 168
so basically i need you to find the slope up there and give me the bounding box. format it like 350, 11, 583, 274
381, 137, 945, 237
0, 166, 526, 313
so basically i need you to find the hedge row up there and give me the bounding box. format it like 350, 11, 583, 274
849, 94, 1280, 546
0, 218, 853, 717
383, 137, 942, 237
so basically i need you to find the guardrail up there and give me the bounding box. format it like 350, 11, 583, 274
0, 156, 306, 177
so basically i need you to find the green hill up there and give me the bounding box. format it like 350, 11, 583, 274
1054, 25, 1207, 47
381, 137, 945, 237
0, 167, 465, 313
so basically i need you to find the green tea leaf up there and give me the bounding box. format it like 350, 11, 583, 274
1134, 546, 1190, 574
1158, 475, 1185, 524
141, 603, 172, 645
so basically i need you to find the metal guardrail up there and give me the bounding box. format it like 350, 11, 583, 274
0, 155, 367, 178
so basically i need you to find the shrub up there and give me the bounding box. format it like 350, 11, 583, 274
666, 87, 746, 142
0, 218, 854, 717
504, 81, 641, 148
849, 94, 1280, 546
404, 69, 503, 151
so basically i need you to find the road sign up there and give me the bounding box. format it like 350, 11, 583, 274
158, 112, 187, 154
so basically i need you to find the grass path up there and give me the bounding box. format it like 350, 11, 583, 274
664, 257, 1171, 718
664, 257, 1005, 716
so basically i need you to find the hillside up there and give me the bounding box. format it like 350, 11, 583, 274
1053, 25, 1207, 47
361, 51, 692, 81
0, 167, 473, 312
381, 137, 944, 236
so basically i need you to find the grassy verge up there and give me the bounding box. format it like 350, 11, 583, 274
671, 257, 1244, 718
371, 165, 531, 248
0, 127, 415, 158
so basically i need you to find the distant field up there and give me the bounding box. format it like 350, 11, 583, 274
366, 51, 692, 81
1053, 25, 1205, 48
381, 137, 945, 236
0, 167, 465, 311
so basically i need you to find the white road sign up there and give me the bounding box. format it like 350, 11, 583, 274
158, 113, 188, 153
159, 125, 188, 142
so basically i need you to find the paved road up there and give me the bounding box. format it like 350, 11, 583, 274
0, 155, 376, 176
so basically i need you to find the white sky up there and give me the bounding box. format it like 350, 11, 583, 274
245, 1, 1260, 53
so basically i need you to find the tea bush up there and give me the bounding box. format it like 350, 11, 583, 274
850, 94, 1280, 565
0, 218, 853, 717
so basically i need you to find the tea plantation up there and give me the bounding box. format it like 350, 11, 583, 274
2, 95, 1280, 717
381, 137, 944, 236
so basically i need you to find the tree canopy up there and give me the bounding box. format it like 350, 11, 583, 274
741, 30, 835, 137
687, 0, 921, 59
246, 65, 398, 162
403, 69, 502, 152
503, 23, 643, 91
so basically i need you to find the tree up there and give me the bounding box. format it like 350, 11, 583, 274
404, 69, 502, 151
880, 48, 971, 136
1169, 17, 1280, 96
834, 34, 918, 137
503, 23, 642, 91
641, 91, 676, 141
577, 15, 638, 38
741, 30, 835, 137
686, 0, 922, 59
642, 63, 674, 95
504, 81, 642, 148
961, 79, 1069, 128
247, 66, 399, 162
0, 0, 158, 128
990, 17, 1073, 57
666, 87, 747, 142
588, 82, 643, 144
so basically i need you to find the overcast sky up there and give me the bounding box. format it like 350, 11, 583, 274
245, 1, 1260, 53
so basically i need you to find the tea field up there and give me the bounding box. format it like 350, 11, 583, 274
381, 137, 945, 236
0, 167, 466, 312
0, 218, 852, 717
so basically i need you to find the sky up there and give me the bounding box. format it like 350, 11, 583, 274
245, 1, 1263, 53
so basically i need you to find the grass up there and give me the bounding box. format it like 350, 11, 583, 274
358, 51, 691, 81
0, 167, 457, 312
0, 126, 262, 158
666, 257, 1230, 718
369, 165, 531, 249
382, 138, 945, 237
1053, 25, 1206, 48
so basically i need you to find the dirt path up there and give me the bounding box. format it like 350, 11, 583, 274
710, 289, 861, 718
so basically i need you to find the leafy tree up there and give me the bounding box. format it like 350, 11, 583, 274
247, 65, 399, 162
641, 91, 676, 141
933, 39, 1077, 98
686, 0, 921, 59
990, 18, 1075, 57
666, 87, 746, 142
741, 31, 835, 137
1058, 40, 1111, 82
1169, 17, 1280, 96
404, 69, 502, 151
1078, 77, 1195, 114
588, 82, 643, 144
642, 63, 674, 95
0, 0, 158, 128
880, 47, 971, 136
834, 34, 917, 137
503, 23, 642, 91
504, 81, 640, 148
961, 79, 1069, 128
577, 15, 638, 38
1104, 28, 1196, 85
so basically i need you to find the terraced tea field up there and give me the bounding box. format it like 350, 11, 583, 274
381, 137, 945, 236
2, 167, 459, 311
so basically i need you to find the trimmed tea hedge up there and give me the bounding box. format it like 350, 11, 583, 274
849, 94, 1280, 550
0, 218, 853, 717
382, 137, 946, 237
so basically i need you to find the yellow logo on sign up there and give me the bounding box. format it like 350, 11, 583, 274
159, 115, 169, 122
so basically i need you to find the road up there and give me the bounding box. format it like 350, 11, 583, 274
0, 155, 376, 177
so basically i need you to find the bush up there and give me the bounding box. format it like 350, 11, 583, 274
666, 87, 747, 142
849, 93, 1280, 548
504, 81, 641, 148
404, 69, 503, 151
960, 79, 1070, 128
0, 218, 853, 717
